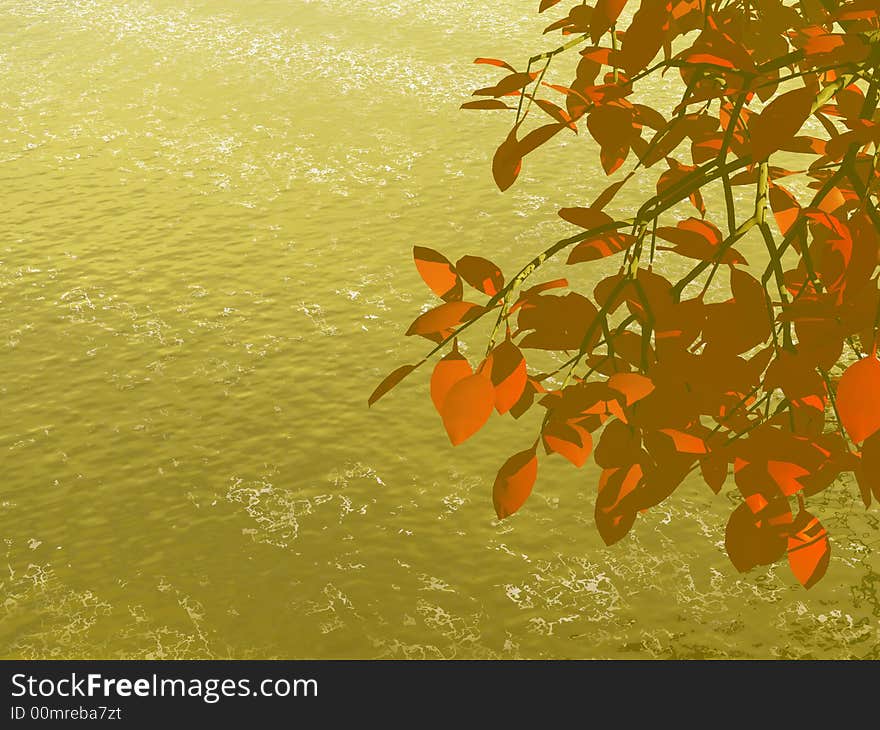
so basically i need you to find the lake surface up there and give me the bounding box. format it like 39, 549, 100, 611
2, 0, 879, 659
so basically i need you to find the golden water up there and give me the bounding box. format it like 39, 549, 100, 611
1, 0, 879, 659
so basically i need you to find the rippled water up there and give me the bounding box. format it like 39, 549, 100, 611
1, 0, 879, 659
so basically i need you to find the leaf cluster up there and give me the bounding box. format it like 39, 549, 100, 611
372, 0, 880, 588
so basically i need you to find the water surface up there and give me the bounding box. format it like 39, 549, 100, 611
1, 0, 879, 659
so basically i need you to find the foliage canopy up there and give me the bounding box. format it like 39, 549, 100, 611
371, 0, 880, 588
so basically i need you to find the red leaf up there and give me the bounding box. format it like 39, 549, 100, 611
493, 127, 523, 192
750, 87, 815, 161
787, 511, 830, 589
413, 246, 462, 301
836, 356, 880, 443
440, 373, 495, 445
490, 340, 528, 414
455, 255, 504, 296
430, 350, 472, 413
493, 447, 539, 519
368, 363, 420, 406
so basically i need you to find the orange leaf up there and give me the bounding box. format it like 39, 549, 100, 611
517, 292, 601, 350
767, 460, 810, 496
658, 428, 708, 454
769, 183, 802, 236
595, 463, 643, 545
566, 231, 636, 263
787, 511, 830, 589
493, 127, 522, 192
430, 350, 472, 413
725, 503, 786, 573
440, 373, 495, 445
594, 420, 642, 468
836, 356, 880, 443
490, 340, 528, 414
857, 431, 880, 502
591, 0, 628, 42
413, 246, 462, 301
491, 72, 538, 97
676, 29, 756, 73
535, 98, 577, 130
461, 100, 514, 110
588, 104, 634, 175
520, 278, 569, 297
493, 447, 539, 519
592, 175, 631, 210
519, 123, 567, 156
617, 0, 670, 75
803, 33, 869, 67
539, 0, 563, 11
368, 362, 421, 406
405, 301, 484, 340
543, 420, 593, 467
835, 0, 880, 21
473, 57, 516, 72
456, 255, 504, 296
558, 207, 613, 229
700, 451, 728, 493
656, 217, 746, 264
633, 103, 666, 131
607, 372, 655, 405
509, 376, 541, 419
749, 87, 814, 161
657, 159, 705, 216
